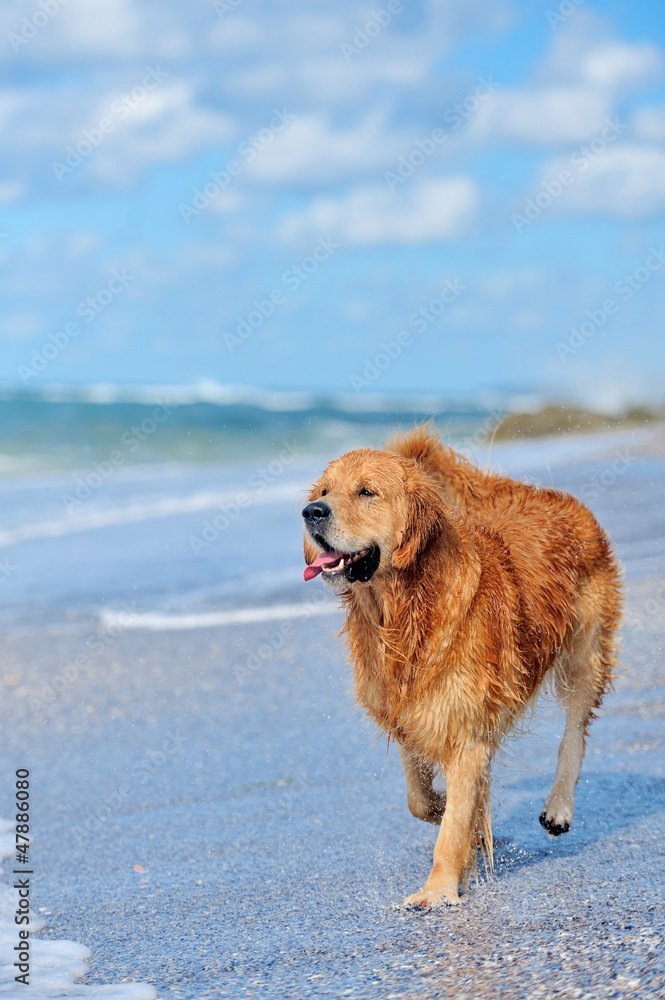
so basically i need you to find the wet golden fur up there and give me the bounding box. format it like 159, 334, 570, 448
302, 425, 622, 908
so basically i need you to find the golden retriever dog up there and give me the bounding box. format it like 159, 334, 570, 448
301, 425, 621, 908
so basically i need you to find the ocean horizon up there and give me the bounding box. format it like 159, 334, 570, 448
0, 381, 549, 477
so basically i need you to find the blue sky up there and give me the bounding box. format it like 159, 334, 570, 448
1, 0, 665, 406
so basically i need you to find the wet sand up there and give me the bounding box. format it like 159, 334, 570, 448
1, 433, 664, 998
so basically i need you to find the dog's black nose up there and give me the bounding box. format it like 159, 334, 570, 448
302, 500, 331, 523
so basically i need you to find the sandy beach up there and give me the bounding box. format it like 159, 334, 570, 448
1, 428, 664, 999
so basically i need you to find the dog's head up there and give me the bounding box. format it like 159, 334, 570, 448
302, 447, 447, 591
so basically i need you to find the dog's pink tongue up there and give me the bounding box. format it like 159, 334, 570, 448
304, 551, 344, 582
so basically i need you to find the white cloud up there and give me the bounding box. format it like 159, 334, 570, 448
1, 0, 144, 59
208, 16, 264, 52
66, 232, 103, 259
55, 0, 143, 57
0, 91, 26, 130
88, 82, 235, 183
542, 20, 664, 92
245, 111, 404, 184
470, 27, 663, 150
230, 52, 427, 104
461, 23, 665, 152
281, 177, 480, 245
579, 41, 663, 91
212, 13, 344, 56
0, 180, 25, 205
0, 0, 516, 198
216, 8, 428, 104
633, 103, 665, 142
2, 314, 42, 340
208, 190, 246, 215
212, 0, 510, 108
0, 78, 234, 192
544, 146, 665, 218
470, 87, 612, 144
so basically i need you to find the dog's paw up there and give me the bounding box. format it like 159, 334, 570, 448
423, 790, 446, 824
539, 808, 571, 837
540, 786, 574, 837
403, 887, 460, 910
407, 790, 446, 825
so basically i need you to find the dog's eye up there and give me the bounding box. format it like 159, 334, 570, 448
358, 488, 375, 497
321, 489, 327, 496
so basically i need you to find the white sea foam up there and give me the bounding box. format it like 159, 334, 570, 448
0, 482, 301, 549
99, 599, 340, 631
1, 380, 548, 416
5, 380, 453, 413
0, 822, 156, 999
22, 379, 643, 417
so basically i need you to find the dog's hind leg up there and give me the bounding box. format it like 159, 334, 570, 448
540, 588, 617, 836
398, 744, 446, 824
539, 680, 591, 836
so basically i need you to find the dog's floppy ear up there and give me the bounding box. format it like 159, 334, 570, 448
392, 464, 448, 569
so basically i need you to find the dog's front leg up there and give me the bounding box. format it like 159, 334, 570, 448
403, 742, 491, 908
398, 743, 446, 823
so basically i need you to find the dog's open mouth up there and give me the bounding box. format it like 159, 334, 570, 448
304, 542, 380, 583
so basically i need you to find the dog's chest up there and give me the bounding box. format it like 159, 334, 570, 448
353, 643, 485, 750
